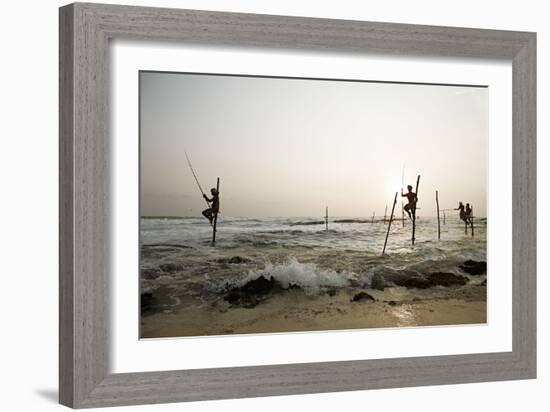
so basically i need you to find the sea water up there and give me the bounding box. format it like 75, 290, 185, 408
140, 216, 486, 307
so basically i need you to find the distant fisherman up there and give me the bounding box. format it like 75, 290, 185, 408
202, 188, 220, 225
455, 202, 467, 223
465, 203, 473, 224
401, 185, 417, 219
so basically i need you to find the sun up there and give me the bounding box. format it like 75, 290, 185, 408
384, 176, 403, 202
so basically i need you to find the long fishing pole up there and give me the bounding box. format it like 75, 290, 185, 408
401, 163, 406, 226
184, 150, 211, 208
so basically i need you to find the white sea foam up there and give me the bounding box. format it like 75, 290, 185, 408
235, 257, 355, 295
141, 216, 487, 298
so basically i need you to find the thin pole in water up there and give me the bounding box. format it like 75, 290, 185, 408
443, 211, 446, 225
436, 190, 441, 240
211, 177, 220, 245
412, 175, 421, 245
325, 206, 329, 231
371, 211, 375, 224
401, 201, 405, 227
471, 205, 475, 237
382, 192, 398, 255
384, 204, 388, 223
401, 163, 406, 228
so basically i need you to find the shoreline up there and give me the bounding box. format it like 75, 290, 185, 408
140, 284, 486, 338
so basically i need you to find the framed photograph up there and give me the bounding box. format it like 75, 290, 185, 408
59, 2, 536, 408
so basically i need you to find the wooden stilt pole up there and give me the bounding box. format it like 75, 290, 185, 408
382, 192, 398, 255
401, 201, 405, 227
325, 206, 329, 232
436, 190, 441, 240
412, 175, 421, 245
211, 177, 220, 245
384, 204, 388, 223
371, 212, 375, 224
471, 205, 474, 237
443, 211, 446, 225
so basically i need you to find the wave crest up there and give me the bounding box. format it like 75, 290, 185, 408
233, 257, 356, 295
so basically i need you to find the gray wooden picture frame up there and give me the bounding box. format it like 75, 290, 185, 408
59, 2, 536, 409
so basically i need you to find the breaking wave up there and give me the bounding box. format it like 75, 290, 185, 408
229, 257, 359, 295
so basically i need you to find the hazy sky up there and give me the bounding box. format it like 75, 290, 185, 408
140, 72, 487, 218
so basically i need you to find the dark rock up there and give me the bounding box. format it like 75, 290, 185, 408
381, 270, 431, 289
352, 292, 375, 302
388, 300, 397, 306
459, 260, 487, 275
224, 291, 241, 305
217, 256, 252, 264
159, 263, 184, 273
428, 272, 468, 287
141, 269, 161, 280
327, 289, 337, 297
239, 275, 276, 295
481, 279, 487, 286
141, 292, 153, 306
228, 256, 251, 264
399, 277, 431, 289
371, 273, 391, 291
223, 275, 280, 308
378, 269, 467, 290
140, 292, 157, 314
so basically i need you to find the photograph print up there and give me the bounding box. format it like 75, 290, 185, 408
139, 71, 487, 338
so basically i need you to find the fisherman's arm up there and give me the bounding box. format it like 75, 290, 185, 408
203, 194, 212, 202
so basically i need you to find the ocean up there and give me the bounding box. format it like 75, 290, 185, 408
140, 215, 487, 315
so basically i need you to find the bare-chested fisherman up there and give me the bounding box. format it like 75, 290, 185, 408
401, 185, 417, 219
465, 203, 473, 224
202, 188, 219, 225
455, 201, 467, 223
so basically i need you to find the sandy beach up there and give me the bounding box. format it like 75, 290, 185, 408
141, 283, 486, 338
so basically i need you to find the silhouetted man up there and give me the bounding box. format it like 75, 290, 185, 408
202, 188, 219, 225
455, 201, 467, 223
465, 203, 473, 224
401, 185, 417, 219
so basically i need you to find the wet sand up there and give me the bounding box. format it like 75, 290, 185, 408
140, 284, 486, 338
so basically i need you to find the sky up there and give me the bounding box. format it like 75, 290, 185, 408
140, 71, 488, 218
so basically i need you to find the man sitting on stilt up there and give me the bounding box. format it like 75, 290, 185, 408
202, 188, 219, 225
401, 185, 418, 220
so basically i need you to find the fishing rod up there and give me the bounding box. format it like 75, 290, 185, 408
184, 150, 211, 208
401, 162, 405, 191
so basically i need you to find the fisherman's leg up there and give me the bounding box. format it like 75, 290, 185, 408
202, 209, 213, 223
403, 204, 412, 218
